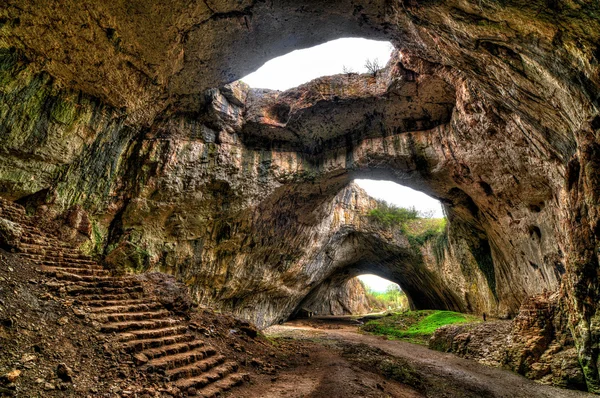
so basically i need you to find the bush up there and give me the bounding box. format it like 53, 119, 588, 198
368, 200, 447, 248
360, 280, 409, 312
368, 200, 418, 227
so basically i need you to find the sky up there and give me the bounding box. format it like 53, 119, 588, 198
240, 38, 444, 293
359, 274, 400, 293
354, 179, 444, 218
240, 38, 393, 91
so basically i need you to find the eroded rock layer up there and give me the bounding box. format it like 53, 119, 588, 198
1, 0, 599, 391
302, 277, 371, 317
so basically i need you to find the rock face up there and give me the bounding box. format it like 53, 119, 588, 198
430, 292, 586, 391
1, 0, 600, 391
302, 277, 371, 316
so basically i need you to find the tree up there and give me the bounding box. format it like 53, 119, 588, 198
342, 65, 356, 74
364, 58, 382, 76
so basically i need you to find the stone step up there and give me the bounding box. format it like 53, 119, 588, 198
166, 354, 225, 381
19, 251, 94, 262
90, 309, 171, 323
66, 285, 143, 296
75, 291, 146, 301
144, 346, 217, 371
87, 302, 164, 314
113, 325, 189, 343
141, 339, 205, 361
0, 205, 25, 215
101, 318, 178, 334
121, 333, 194, 352
61, 279, 141, 289
195, 372, 246, 398
46, 271, 121, 282
81, 298, 155, 308
39, 261, 103, 270
19, 235, 71, 248
174, 362, 238, 391
41, 266, 111, 277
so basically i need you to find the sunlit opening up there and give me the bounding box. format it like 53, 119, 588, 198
358, 274, 398, 293
357, 275, 408, 312
354, 179, 444, 218
240, 38, 393, 91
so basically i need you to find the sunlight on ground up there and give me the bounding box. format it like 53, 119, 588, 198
358, 274, 399, 293
355, 179, 444, 218
240, 38, 393, 90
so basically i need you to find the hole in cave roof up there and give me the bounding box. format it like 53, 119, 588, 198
354, 179, 445, 219
239, 38, 394, 91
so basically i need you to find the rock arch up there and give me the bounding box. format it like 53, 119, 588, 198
1, 0, 600, 390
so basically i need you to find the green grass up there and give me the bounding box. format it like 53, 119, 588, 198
361, 310, 480, 345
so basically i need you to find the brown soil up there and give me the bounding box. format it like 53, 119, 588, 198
0, 248, 152, 397
236, 316, 595, 398
0, 247, 595, 398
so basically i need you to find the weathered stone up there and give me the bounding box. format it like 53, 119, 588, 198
1, 369, 20, 383
133, 353, 148, 366
0, 218, 22, 249
56, 363, 73, 382
430, 292, 587, 391
1, 0, 600, 391
302, 278, 371, 316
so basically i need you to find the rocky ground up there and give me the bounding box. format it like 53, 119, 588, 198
261, 317, 593, 398
0, 248, 320, 397
0, 247, 144, 397
430, 292, 586, 391
0, 241, 594, 398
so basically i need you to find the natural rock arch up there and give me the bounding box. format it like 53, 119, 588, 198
1, 0, 600, 390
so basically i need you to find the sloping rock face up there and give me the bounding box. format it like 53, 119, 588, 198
302, 277, 371, 316
430, 292, 586, 390
1, 0, 599, 391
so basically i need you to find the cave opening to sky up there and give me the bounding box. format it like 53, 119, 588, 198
240, 38, 394, 91
358, 274, 400, 293
354, 179, 445, 218
354, 179, 445, 292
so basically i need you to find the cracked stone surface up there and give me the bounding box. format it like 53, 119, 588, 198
0, 0, 599, 391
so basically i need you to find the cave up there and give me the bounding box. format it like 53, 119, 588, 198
1, 0, 599, 395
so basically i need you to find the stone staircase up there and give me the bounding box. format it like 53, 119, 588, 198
0, 198, 246, 397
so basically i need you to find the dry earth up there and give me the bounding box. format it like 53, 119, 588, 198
244, 317, 595, 398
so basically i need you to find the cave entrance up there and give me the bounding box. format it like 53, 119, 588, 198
287, 179, 452, 322
358, 274, 408, 313
238, 38, 393, 90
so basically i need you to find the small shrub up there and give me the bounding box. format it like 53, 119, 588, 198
368, 200, 418, 227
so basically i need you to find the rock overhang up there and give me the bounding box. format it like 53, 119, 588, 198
2, 0, 600, 390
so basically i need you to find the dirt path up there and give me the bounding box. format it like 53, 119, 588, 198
232, 317, 593, 398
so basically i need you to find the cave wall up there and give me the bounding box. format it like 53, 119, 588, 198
1, 0, 599, 390
301, 277, 371, 317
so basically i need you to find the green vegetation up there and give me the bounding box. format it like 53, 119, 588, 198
368, 200, 447, 248
361, 310, 480, 345
368, 201, 419, 226
361, 282, 409, 311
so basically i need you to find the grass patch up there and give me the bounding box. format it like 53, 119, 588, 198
404, 217, 447, 246
361, 310, 480, 345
